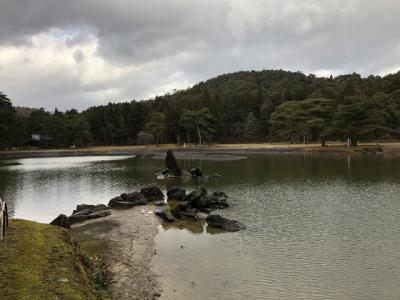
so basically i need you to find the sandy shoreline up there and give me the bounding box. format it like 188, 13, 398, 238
2, 142, 400, 159
71, 206, 161, 300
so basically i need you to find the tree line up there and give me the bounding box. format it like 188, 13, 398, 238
1, 69, 400, 149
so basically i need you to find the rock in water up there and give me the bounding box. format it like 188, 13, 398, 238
140, 186, 164, 201
165, 150, 182, 176
167, 187, 186, 201
206, 215, 245, 232
189, 168, 205, 182
50, 214, 71, 229
108, 192, 148, 209
184, 186, 207, 203
185, 187, 229, 210
154, 206, 175, 222
88, 210, 111, 219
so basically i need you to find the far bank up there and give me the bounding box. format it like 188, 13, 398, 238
1, 142, 400, 160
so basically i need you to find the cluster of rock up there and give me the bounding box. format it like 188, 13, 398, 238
50, 185, 164, 229
108, 186, 164, 209
154, 186, 245, 232
157, 150, 205, 182
50, 150, 244, 232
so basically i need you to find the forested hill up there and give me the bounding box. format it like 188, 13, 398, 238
1, 69, 400, 149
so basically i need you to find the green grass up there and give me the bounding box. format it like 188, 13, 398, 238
0, 219, 110, 300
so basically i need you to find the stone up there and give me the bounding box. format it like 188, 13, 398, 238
165, 150, 182, 176
206, 215, 245, 232
87, 210, 111, 219
72, 204, 109, 214
167, 199, 189, 217
109, 192, 148, 209
68, 214, 89, 224
189, 168, 205, 182
71, 208, 92, 216
121, 192, 147, 204
140, 186, 164, 201
184, 188, 229, 210
154, 206, 175, 222
167, 187, 186, 201
178, 208, 200, 219
184, 187, 207, 203
50, 214, 71, 229
73, 204, 95, 214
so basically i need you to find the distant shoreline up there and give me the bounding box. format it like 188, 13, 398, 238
1, 142, 400, 159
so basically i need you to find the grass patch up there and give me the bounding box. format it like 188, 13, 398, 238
0, 219, 111, 299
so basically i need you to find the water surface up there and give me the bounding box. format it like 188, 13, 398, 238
1, 153, 400, 299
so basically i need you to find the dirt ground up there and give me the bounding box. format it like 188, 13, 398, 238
3, 141, 400, 159
71, 205, 161, 300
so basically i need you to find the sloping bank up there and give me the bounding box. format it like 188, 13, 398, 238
0, 219, 110, 299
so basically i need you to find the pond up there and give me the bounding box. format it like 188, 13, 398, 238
1, 153, 400, 299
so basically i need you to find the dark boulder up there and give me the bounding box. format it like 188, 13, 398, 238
165, 150, 182, 176
140, 186, 164, 201
88, 210, 111, 219
69, 204, 111, 224
121, 192, 147, 203
184, 187, 207, 203
109, 192, 148, 209
50, 214, 71, 229
68, 214, 90, 224
73, 204, 95, 214
73, 204, 109, 214
208, 191, 229, 209
154, 206, 175, 222
188, 188, 229, 210
206, 215, 245, 232
177, 208, 200, 219
167, 187, 186, 201
189, 168, 204, 182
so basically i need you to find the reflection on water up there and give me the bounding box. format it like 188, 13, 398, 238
1, 153, 400, 299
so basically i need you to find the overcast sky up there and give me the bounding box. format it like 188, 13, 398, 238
0, 0, 399, 110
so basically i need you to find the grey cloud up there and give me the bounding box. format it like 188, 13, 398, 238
0, 0, 399, 109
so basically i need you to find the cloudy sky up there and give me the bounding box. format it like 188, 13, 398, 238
0, 0, 399, 110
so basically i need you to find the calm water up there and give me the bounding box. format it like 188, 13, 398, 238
1, 154, 400, 299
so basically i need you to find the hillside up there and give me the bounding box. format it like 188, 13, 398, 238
1, 69, 400, 149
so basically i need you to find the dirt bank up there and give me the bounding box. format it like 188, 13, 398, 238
71, 205, 161, 300
2, 142, 400, 159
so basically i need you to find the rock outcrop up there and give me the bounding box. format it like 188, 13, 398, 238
165, 150, 182, 176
